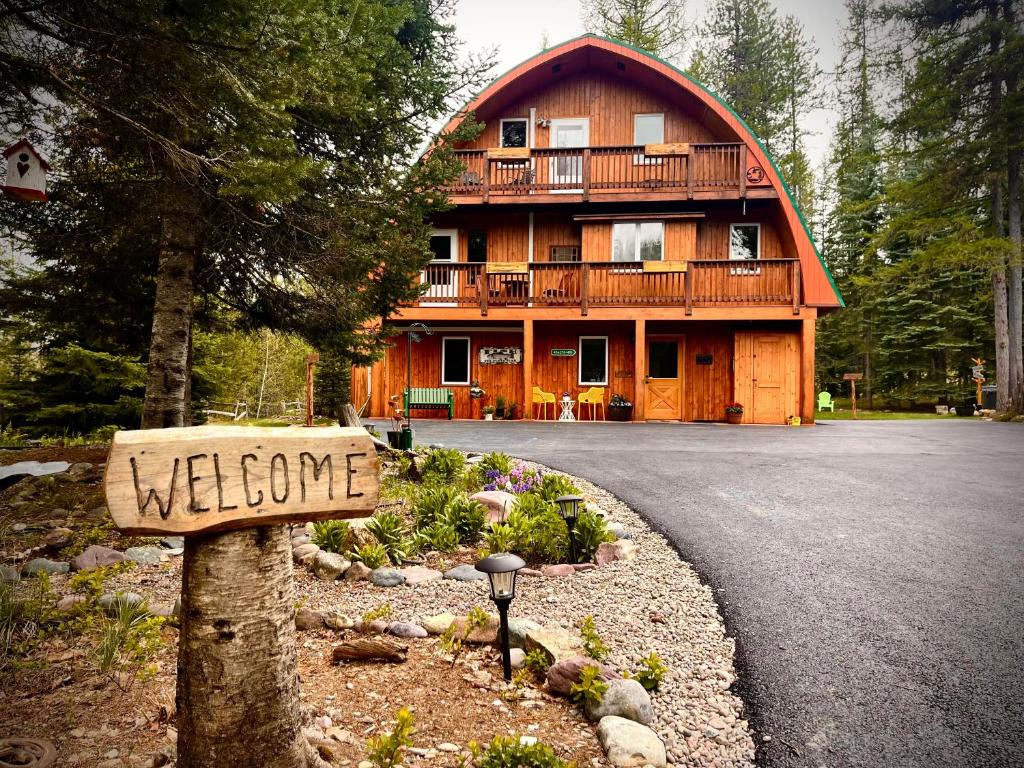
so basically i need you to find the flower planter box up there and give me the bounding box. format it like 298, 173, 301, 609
725, 412, 743, 425
608, 404, 633, 422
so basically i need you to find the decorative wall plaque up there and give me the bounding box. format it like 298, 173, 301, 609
479, 347, 522, 365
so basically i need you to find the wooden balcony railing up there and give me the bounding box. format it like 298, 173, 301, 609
413, 259, 801, 315
443, 143, 747, 199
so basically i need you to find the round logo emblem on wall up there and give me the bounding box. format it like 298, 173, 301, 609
745, 166, 765, 184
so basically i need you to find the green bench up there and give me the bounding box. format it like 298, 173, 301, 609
404, 387, 454, 419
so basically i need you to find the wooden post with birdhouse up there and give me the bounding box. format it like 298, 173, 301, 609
2, 139, 49, 202
971, 358, 985, 407
843, 373, 864, 418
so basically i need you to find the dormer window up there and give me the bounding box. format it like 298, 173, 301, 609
500, 118, 528, 148
634, 113, 664, 145
729, 223, 760, 260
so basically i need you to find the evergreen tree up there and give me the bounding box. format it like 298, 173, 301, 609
582, 0, 689, 61
776, 15, 822, 218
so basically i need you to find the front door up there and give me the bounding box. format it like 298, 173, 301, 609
734, 331, 799, 424
549, 118, 589, 190
645, 337, 683, 420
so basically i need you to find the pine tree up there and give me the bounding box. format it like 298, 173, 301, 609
582, 0, 689, 61
775, 15, 822, 218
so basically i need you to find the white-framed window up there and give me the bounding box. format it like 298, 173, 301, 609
634, 113, 664, 164
429, 228, 457, 262
612, 221, 664, 261
500, 118, 529, 148
578, 336, 608, 386
729, 223, 760, 260
441, 337, 471, 386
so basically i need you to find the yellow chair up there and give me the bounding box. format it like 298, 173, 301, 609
532, 386, 556, 420
578, 387, 606, 420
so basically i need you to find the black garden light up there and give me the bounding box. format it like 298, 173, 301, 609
555, 494, 583, 564
475, 552, 525, 681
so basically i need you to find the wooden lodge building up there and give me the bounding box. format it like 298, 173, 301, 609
354, 36, 843, 425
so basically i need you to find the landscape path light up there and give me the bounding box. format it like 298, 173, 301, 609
475, 552, 526, 681
555, 494, 583, 564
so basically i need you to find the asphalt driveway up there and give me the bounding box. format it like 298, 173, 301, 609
375, 418, 1024, 768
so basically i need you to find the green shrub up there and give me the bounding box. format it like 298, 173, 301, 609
536, 473, 580, 502
512, 492, 556, 518
443, 496, 487, 544
484, 506, 568, 563
352, 542, 389, 569
419, 522, 458, 553
478, 452, 514, 475
573, 510, 615, 562
412, 486, 459, 529
366, 707, 415, 768
420, 447, 465, 484
632, 652, 669, 691
365, 511, 410, 564
311, 520, 353, 554
469, 735, 569, 768
579, 615, 609, 662
569, 664, 608, 706
95, 599, 165, 690
523, 648, 550, 678
1, 573, 58, 670
484, 522, 515, 554
361, 603, 392, 624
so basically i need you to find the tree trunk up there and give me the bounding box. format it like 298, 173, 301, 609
141, 190, 201, 429
988, 5, 1011, 412
1008, 146, 1023, 412
176, 526, 327, 768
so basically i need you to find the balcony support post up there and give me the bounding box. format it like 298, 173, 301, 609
582, 148, 591, 202
482, 159, 490, 203
633, 319, 646, 421
480, 265, 488, 316
792, 261, 801, 315
686, 154, 694, 200
684, 266, 693, 316
581, 264, 590, 316
523, 318, 534, 421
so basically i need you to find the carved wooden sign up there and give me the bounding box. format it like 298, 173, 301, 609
104, 425, 378, 535
479, 347, 522, 365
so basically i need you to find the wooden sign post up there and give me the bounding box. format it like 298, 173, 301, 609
843, 373, 864, 418
105, 425, 377, 767
971, 358, 985, 407
305, 352, 320, 427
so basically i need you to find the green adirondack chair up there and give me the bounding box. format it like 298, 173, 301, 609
817, 391, 835, 412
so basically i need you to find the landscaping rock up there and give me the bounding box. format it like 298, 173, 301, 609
371, 568, 405, 587
585, 678, 653, 724
597, 716, 666, 768
524, 626, 586, 664
160, 536, 185, 550
421, 612, 456, 635
22, 557, 70, 576
290, 534, 311, 547
546, 655, 621, 696
125, 546, 163, 566
541, 564, 576, 577
453, 614, 499, 643
323, 612, 356, 631
507, 618, 542, 649
0, 565, 20, 582
443, 564, 486, 582
399, 565, 442, 585
470, 490, 517, 522
295, 607, 325, 631
71, 545, 129, 572
313, 551, 351, 581
344, 562, 372, 581
11, 522, 27, 532
387, 621, 428, 639
606, 522, 631, 540
595, 540, 637, 566
56, 595, 87, 612
67, 462, 95, 477
292, 543, 320, 565
98, 592, 144, 616
573, 563, 598, 572
518, 567, 543, 577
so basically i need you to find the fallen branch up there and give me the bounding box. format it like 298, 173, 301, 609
331, 637, 408, 664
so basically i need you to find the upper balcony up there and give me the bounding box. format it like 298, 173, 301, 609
441, 143, 776, 204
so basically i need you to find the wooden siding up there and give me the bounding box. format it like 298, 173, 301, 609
534, 214, 581, 262
733, 331, 799, 424
696, 210, 784, 260
464, 72, 720, 151
683, 328, 734, 421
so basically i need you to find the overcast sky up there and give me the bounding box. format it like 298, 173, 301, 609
451, 0, 848, 172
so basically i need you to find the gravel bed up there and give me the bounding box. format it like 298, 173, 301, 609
300, 461, 756, 768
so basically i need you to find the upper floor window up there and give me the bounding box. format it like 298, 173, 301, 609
729, 223, 760, 260
634, 113, 664, 145
500, 118, 528, 148
612, 221, 664, 261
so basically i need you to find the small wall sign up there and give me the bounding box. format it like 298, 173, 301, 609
479, 347, 522, 365
551, 349, 576, 357
696, 354, 713, 365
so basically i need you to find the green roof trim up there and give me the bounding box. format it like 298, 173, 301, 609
450, 32, 844, 308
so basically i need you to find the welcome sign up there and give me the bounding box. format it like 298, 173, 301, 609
104, 425, 378, 535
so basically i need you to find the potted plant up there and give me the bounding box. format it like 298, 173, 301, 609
482, 405, 495, 421
495, 395, 507, 419
608, 393, 633, 422
725, 402, 744, 424
505, 401, 518, 420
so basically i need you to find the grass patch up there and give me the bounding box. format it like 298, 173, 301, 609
815, 409, 958, 420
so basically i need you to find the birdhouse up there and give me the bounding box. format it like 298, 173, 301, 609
2, 139, 49, 202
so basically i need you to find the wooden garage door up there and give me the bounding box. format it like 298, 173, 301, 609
734, 332, 799, 424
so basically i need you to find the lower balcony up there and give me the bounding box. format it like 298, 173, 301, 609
410, 259, 802, 316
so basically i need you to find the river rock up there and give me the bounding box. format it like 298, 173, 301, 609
98, 592, 144, 616
56, 595, 87, 612
541, 564, 576, 577
546, 655, 621, 696
524, 626, 586, 664
324, 612, 356, 631
585, 678, 653, 724
510, 648, 526, 669
508, 618, 542, 649
470, 490, 517, 522
23, 557, 70, 576
453, 613, 499, 643
399, 566, 442, 585
160, 536, 185, 550
443, 564, 486, 582
371, 568, 405, 587
71, 545, 129, 572
421, 612, 457, 635
0, 565, 20, 582
345, 561, 372, 581
125, 546, 163, 566
595, 540, 637, 566
295, 607, 325, 631
292, 543, 320, 565
313, 551, 351, 581
606, 522, 631, 540
387, 621, 428, 639
597, 716, 666, 768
